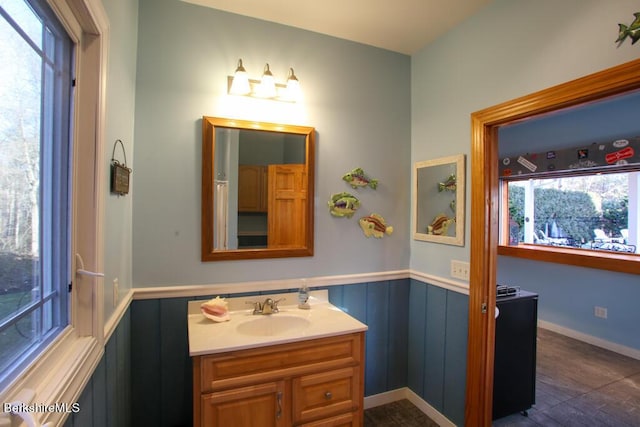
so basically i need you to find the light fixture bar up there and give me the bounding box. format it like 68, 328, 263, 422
227, 59, 300, 102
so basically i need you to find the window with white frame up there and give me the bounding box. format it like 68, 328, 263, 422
503, 172, 639, 254
0, 0, 107, 423
499, 133, 640, 265
0, 0, 73, 389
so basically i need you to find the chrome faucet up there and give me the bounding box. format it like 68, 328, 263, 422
246, 297, 285, 315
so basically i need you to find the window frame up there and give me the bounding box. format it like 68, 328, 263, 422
0, 0, 108, 424
0, 0, 74, 389
498, 171, 640, 275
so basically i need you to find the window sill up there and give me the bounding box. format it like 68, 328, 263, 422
0, 328, 102, 427
498, 244, 640, 275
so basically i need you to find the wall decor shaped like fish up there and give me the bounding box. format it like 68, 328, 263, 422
342, 167, 378, 189
438, 174, 457, 192
359, 213, 393, 238
616, 12, 640, 46
328, 192, 361, 218
427, 214, 455, 236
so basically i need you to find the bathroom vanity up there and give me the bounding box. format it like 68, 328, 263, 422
188, 291, 367, 426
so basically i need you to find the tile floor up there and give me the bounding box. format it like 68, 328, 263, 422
364, 399, 438, 426
364, 328, 640, 426
494, 328, 640, 426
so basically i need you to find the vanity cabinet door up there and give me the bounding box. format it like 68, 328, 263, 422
238, 165, 267, 212
201, 380, 288, 427
292, 367, 360, 425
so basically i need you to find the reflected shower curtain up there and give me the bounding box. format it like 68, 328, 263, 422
214, 180, 228, 250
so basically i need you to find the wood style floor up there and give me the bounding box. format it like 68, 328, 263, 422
364, 328, 640, 426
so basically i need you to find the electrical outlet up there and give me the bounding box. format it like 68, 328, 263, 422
594, 306, 607, 319
451, 260, 470, 281
113, 278, 119, 306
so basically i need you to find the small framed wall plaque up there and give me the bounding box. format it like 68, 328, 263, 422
111, 139, 132, 195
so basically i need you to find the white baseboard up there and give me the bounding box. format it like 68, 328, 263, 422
538, 320, 640, 361
364, 387, 455, 427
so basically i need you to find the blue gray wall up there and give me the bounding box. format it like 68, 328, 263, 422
132, 0, 411, 287
103, 0, 138, 321
499, 90, 640, 157
497, 89, 640, 351
410, 0, 639, 277
410, 0, 640, 378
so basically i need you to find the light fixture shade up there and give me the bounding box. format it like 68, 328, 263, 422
258, 63, 277, 98
229, 59, 250, 95
285, 68, 301, 101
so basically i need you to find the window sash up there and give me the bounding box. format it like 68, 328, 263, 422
0, 0, 72, 389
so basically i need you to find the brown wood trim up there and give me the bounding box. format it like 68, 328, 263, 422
466, 58, 640, 426
498, 245, 640, 275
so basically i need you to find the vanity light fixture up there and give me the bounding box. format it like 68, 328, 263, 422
229, 59, 250, 95
227, 58, 301, 102
257, 63, 277, 98
285, 68, 301, 101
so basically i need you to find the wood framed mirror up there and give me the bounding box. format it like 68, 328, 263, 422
413, 154, 465, 246
201, 117, 315, 261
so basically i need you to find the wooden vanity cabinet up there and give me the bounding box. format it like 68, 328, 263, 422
238, 165, 267, 212
193, 332, 364, 427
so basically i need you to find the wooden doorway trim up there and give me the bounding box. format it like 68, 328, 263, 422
465, 58, 640, 426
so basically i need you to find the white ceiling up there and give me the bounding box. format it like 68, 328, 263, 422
181, 0, 492, 55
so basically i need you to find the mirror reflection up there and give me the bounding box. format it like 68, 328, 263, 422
202, 117, 315, 261
413, 154, 465, 246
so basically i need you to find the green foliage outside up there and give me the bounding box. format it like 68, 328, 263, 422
601, 197, 628, 236
0, 252, 38, 295
0, 253, 35, 370
508, 186, 625, 244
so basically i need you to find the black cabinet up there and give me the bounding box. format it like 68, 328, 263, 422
493, 290, 538, 419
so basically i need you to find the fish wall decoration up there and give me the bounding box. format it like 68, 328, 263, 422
438, 174, 457, 192
616, 12, 640, 46
342, 167, 378, 189
427, 214, 455, 236
328, 192, 361, 218
359, 213, 393, 238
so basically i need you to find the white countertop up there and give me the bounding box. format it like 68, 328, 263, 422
188, 290, 368, 356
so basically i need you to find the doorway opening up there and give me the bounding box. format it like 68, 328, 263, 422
465, 58, 640, 426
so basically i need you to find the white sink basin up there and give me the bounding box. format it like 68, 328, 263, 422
236, 315, 311, 336
188, 290, 368, 356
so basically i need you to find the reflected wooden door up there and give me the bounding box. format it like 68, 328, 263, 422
268, 164, 307, 248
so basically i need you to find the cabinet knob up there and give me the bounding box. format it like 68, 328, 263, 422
324, 391, 332, 400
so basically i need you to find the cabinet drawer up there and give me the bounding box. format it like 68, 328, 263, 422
292, 367, 359, 424
299, 411, 358, 427
200, 334, 362, 392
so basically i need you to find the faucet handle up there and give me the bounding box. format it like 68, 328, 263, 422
246, 300, 262, 314
272, 298, 285, 313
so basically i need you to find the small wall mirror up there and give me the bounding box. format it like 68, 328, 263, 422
202, 117, 315, 261
413, 154, 465, 246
